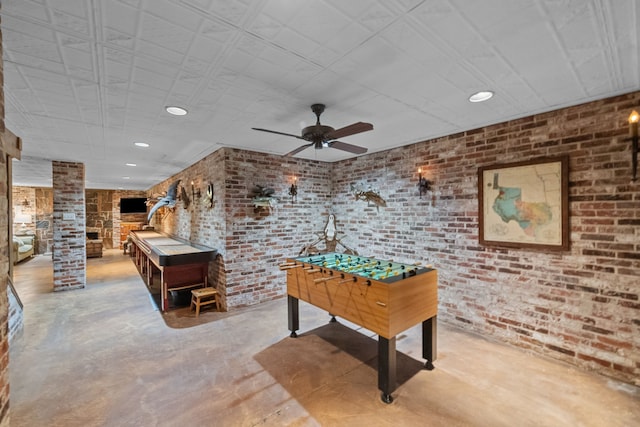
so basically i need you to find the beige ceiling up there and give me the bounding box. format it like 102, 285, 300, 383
2, 0, 638, 190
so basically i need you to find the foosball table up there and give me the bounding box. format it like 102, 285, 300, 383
281, 252, 438, 403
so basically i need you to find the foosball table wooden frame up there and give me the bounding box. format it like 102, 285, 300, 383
282, 254, 437, 403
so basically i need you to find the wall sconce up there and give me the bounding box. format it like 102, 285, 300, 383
191, 181, 201, 199
628, 110, 638, 181
289, 176, 298, 203
21, 198, 30, 208
418, 168, 432, 198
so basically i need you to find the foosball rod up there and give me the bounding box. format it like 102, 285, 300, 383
357, 263, 418, 279
313, 276, 342, 283
305, 256, 330, 264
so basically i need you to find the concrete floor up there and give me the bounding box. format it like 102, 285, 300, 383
9, 250, 640, 427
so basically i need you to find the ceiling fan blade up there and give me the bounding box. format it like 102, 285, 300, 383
252, 128, 305, 140
285, 142, 314, 157
328, 140, 368, 155
326, 122, 373, 140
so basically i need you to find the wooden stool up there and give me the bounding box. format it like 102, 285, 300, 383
190, 287, 219, 317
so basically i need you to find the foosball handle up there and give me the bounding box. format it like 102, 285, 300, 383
279, 264, 302, 270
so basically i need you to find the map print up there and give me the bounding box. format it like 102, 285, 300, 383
483, 161, 563, 245
492, 174, 552, 237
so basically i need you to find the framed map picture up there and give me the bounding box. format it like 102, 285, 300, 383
478, 156, 569, 251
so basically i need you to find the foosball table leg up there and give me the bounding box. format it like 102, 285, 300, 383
288, 295, 299, 338
378, 336, 397, 404
422, 316, 437, 370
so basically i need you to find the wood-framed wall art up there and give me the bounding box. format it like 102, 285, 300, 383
478, 155, 569, 251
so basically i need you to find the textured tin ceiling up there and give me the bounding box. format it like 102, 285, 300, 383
2, 0, 638, 189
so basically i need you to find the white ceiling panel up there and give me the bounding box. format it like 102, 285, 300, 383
51, 12, 90, 36
3, 0, 51, 22
285, 2, 353, 45
2, 0, 638, 189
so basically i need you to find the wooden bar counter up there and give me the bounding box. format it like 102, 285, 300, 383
129, 230, 217, 312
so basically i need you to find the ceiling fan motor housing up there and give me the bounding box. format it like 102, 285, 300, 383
302, 124, 334, 144
303, 103, 332, 148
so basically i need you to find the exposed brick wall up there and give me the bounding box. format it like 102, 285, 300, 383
331, 91, 640, 386
0, 13, 10, 426
150, 148, 333, 309
52, 161, 86, 291
221, 149, 333, 307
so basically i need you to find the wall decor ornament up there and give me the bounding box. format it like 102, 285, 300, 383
203, 183, 214, 208
250, 184, 277, 211
297, 213, 358, 256
478, 156, 569, 251
147, 179, 180, 222
351, 184, 386, 209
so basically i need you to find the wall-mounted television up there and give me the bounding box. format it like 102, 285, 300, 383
120, 197, 147, 214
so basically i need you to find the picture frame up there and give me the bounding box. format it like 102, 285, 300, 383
478, 155, 569, 251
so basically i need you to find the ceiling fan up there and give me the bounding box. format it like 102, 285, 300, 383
252, 103, 373, 157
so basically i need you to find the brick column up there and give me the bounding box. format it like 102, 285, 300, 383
52, 161, 86, 291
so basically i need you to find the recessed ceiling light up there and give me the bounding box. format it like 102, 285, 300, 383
122, 176, 130, 180
469, 91, 494, 103
125, 163, 137, 167
165, 106, 188, 116
134, 142, 150, 148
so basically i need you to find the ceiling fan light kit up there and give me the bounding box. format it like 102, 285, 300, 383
252, 104, 373, 157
